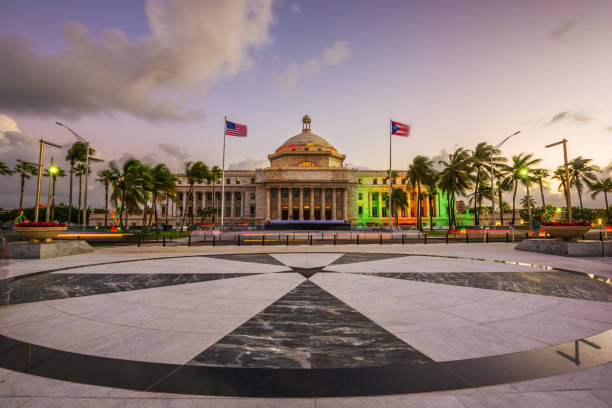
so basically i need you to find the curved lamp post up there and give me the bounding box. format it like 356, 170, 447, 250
490, 131, 520, 226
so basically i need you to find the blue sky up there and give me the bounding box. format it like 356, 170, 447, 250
0, 0, 611, 207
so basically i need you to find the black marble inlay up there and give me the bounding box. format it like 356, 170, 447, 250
329, 253, 408, 265
355, 272, 612, 301
1, 330, 612, 397
289, 267, 322, 279
206, 254, 286, 266
189, 280, 431, 369
0, 273, 258, 306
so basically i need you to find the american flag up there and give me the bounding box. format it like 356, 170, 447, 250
225, 120, 248, 137
391, 120, 410, 137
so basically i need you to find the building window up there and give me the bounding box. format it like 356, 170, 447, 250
226, 207, 231, 217
178, 207, 183, 216
178, 192, 184, 200
206, 192, 212, 201
297, 161, 316, 167
358, 179, 362, 184
314, 189, 321, 198
325, 188, 332, 198
358, 193, 363, 200
304, 188, 310, 198
372, 192, 379, 200
216, 192, 221, 201
235, 207, 241, 217
225, 192, 232, 201
235, 178, 240, 185
226, 178, 231, 185
196, 192, 203, 201
250, 192, 256, 200
250, 206, 256, 216
161, 206, 166, 215
293, 188, 300, 198
304, 148, 309, 151
401, 207, 407, 217
382, 207, 388, 217
235, 192, 241, 200
372, 207, 378, 217
188, 206, 193, 215
197, 206, 202, 213
250, 177, 255, 184
373, 179, 378, 185
189, 193, 193, 200
271, 188, 277, 198
358, 206, 363, 215
281, 188, 289, 198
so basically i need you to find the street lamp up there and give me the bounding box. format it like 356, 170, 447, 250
545, 139, 572, 222
56, 122, 92, 230
490, 131, 521, 226
45, 158, 59, 222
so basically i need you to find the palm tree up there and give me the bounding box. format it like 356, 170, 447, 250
504, 153, 541, 226
14, 161, 38, 212
438, 148, 473, 230
65, 142, 101, 225
589, 176, 612, 224
468, 181, 492, 222
180, 161, 209, 231
520, 194, 536, 209
407, 155, 434, 231
150, 164, 176, 235
382, 187, 408, 227
569, 157, 600, 220
44, 166, 66, 221
470, 143, 502, 225
531, 168, 550, 207
0, 161, 13, 176
74, 163, 88, 224
110, 159, 146, 230
423, 171, 439, 231
495, 176, 513, 225
209, 165, 222, 223
96, 169, 118, 227
552, 167, 569, 209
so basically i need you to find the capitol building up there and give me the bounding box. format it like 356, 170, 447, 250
159, 115, 449, 229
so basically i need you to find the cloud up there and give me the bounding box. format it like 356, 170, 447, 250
322, 41, 352, 65
546, 111, 593, 125
157, 142, 190, 160
548, 19, 577, 40
344, 162, 370, 170
228, 158, 267, 170
0, 0, 274, 122
277, 40, 352, 88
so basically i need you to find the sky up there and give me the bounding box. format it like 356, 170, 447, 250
0, 0, 611, 209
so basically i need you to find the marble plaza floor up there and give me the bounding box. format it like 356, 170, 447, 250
0, 243, 611, 407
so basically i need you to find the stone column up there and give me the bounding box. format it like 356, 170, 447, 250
277, 188, 282, 220
266, 189, 271, 221
299, 188, 304, 220
332, 188, 337, 220
230, 191, 235, 219
310, 190, 315, 220
288, 188, 293, 220
321, 188, 326, 220
343, 188, 348, 221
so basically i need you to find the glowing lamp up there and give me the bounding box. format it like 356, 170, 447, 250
520, 169, 528, 176
49, 166, 58, 174
556, 207, 562, 213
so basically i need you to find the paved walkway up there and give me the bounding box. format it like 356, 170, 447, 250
0, 244, 611, 407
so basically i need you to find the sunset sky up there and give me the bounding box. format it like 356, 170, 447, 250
0, 0, 611, 208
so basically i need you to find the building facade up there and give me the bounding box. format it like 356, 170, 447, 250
150, 115, 451, 229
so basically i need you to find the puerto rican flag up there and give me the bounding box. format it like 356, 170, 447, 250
391, 120, 410, 137
225, 120, 248, 137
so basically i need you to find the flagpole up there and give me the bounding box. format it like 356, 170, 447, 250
388, 119, 393, 230
220, 116, 227, 231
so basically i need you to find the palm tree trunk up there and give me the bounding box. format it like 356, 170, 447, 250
68, 164, 74, 225
77, 174, 82, 225
511, 180, 518, 226
104, 183, 109, 227
498, 187, 503, 226
416, 181, 422, 231
180, 185, 192, 231
153, 191, 160, 236
605, 192, 610, 224
577, 185, 585, 220
473, 169, 480, 225
19, 175, 25, 212
538, 179, 545, 207
142, 197, 147, 230
165, 195, 169, 228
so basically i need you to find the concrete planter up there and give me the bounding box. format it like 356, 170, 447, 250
540, 225, 590, 241
13, 226, 67, 243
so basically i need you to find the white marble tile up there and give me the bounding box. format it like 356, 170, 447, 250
510, 364, 612, 392
270, 253, 343, 268
69, 326, 222, 364
455, 390, 610, 408
394, 324, 549, 361
137, 309, 254, 334
489, 310, 611, 345
0, 371, 111, 397
0, 302, 65, 327
316, 394, 465, 408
